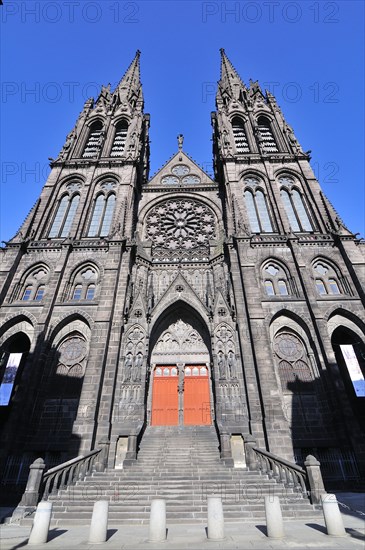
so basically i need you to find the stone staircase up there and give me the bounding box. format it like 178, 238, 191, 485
45, 425, 320, 525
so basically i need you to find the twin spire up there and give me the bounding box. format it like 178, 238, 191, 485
114, 49, 143, 104
218, 48, 246, 100
115, 49, 244, 105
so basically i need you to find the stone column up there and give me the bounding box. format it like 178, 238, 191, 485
304, 455, 326, 504
89, 501, 109, 543
220, 432, 232, 460
21, 458, 46, 507
207, 497, 225, 540
28, 501, 53, 545
264, 496, 285, 538
125, 434, 137, 462
321, 494, 346, 537
95, 437, 110, 472
177, 363, 184, 425
244, 436, 258, 469
149, 499, 166, 542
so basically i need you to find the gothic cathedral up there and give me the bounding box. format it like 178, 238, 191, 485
0, 50, 364, 495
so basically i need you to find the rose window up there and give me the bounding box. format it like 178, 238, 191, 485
146, 199, 216, 262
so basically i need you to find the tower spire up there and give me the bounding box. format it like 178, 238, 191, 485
114, 50, 143, 104
218, 48, 246, 101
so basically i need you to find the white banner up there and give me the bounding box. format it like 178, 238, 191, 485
0, 353, 23, 406
340, 345, 365, 398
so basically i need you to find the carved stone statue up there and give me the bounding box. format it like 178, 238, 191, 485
177, 134, 184, 150
124, 354, 133, 382
227, 351, 236, 378
284, 123, 302, 154
218, 353, 226, 379
58, 130, 76, 160
132, 353, 143, 382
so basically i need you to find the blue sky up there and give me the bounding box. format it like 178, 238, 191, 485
1, 0, 364, 241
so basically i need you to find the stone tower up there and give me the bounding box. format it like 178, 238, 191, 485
0, 50, 364, 493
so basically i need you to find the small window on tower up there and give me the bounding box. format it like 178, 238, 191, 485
278, 280, 289, 296
22, 286, 32, 301
72, 285, 83, 300
86, 284, 95, 300
328, 279, 340, 294
315, 279, 327, 295
34, 285, 45, 301
263, 261, 293, 297
265, 280, 275, 296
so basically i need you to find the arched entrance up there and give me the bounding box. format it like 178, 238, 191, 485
149, 307, 213, 426
331, 326, 365, 431
0, 333, 30, 409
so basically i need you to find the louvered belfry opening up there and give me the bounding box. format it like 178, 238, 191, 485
82, 120, 103, 158
110, 120, 128, 157
232, 117, 250, 153
257, 116, 278, 152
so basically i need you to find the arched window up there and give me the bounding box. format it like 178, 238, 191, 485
280, 188, 313, 232
263, 262, 292, 297
86, 284, 95, 300
88, 193, 116, 237
34, 285, 45, 301
82, 120, 103, 158
264, 280, 275, 296
313, 260, 344, 295
17, 265, 49, 302
48, 333, 87, 399
72, 285, 82, 300
274, 332, 314, 393
100, 194, 116, 236
110, 120, 128, 157
232, 117, 250, 153
49, 194, 80, 238
257, 116, 278, 152
69, 265, 98, 301
244, 189, 273, 233
21, 286, 32, 301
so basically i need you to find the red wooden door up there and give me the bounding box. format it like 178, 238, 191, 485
184, 366, 211, 425
151, 366, 178, 426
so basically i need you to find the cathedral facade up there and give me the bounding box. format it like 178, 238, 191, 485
0, 50, 364, 493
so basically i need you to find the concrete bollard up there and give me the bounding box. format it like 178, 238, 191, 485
321, 493, 346, 537
207, 496, 225, 540
264, 496, 285, 539
88, 500, 109, 543
28, 501, 53, 545
149, 499, 166, 542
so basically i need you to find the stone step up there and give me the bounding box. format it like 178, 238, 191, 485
50, 508, 319, 523
22, 424, 317, 526
53, 495, 313, 512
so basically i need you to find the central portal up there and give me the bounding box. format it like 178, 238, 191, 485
151, 365, 211, 426
149, 316, 213, 426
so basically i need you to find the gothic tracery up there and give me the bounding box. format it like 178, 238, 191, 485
146, 199, 216, 262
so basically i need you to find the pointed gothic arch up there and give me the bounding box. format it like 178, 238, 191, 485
147, 301, 214, 426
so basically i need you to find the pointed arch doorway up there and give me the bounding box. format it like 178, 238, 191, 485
149, 317, 212, 426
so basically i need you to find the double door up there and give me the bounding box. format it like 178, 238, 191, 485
151, 365, 211, 426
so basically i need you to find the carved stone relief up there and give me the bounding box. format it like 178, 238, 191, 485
121, 325, 145, 402
215, 324, 237, 380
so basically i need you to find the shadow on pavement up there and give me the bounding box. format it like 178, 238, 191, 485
305, 523, 327, 535
255, 525, 267, 536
